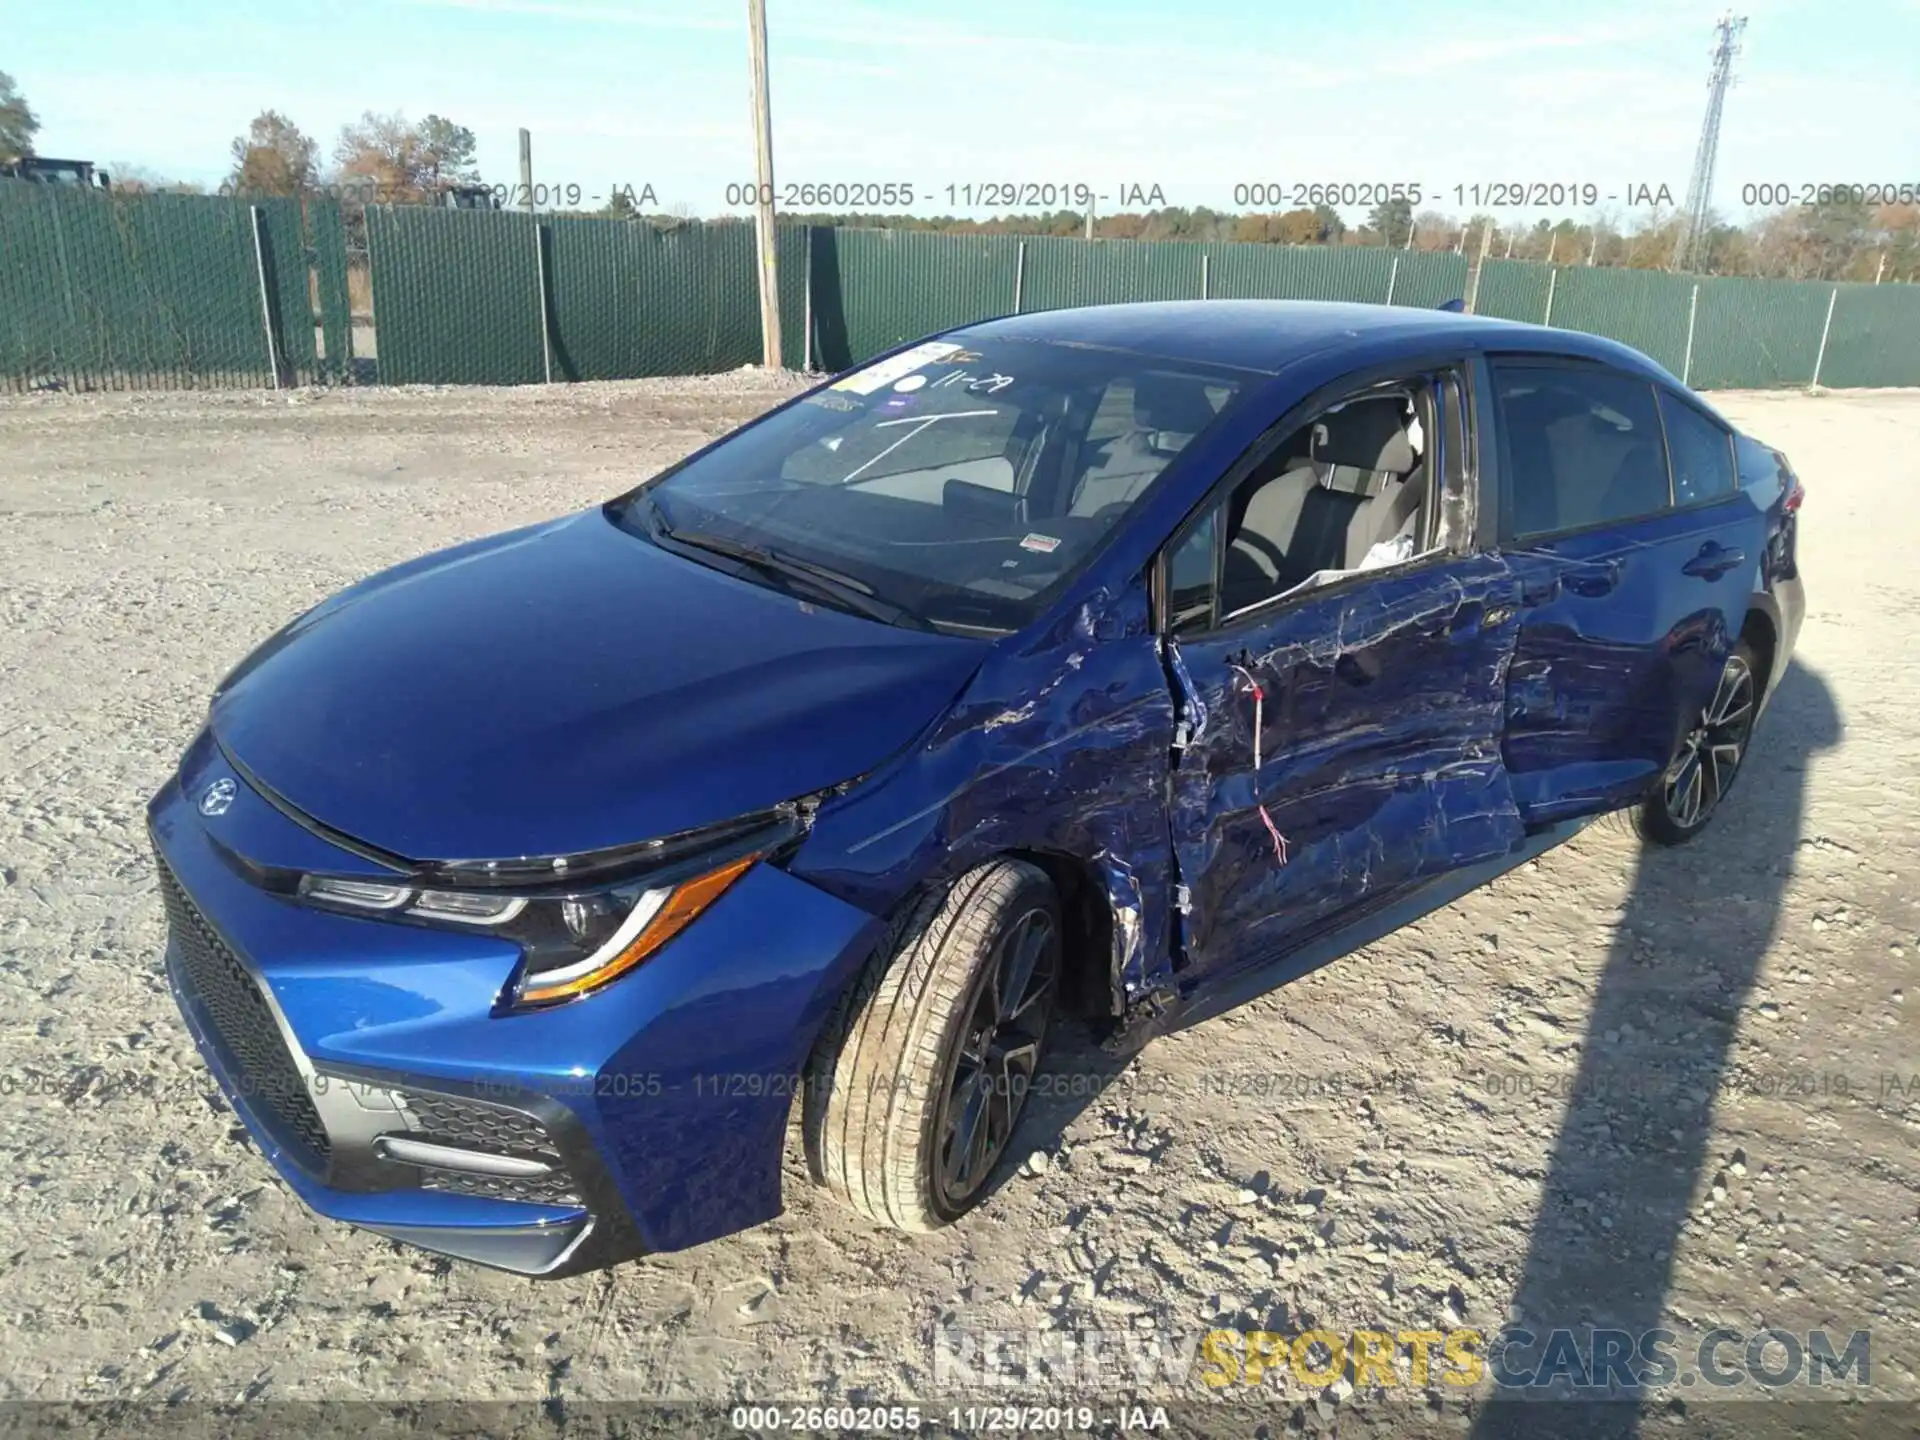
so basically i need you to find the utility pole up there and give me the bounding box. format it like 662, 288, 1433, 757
518, 128, 534, 213
1672, 13, 1746, 273
747, 0, 783, 368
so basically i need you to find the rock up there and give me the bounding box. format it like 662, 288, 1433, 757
1234, 1188, 1261, 1205
1025, 1150, 1051, 1178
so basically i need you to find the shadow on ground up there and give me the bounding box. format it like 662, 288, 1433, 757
1470, 659, 1844, 1438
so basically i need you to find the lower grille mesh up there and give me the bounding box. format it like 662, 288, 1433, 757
157, 855, 331, 1165
397, 1089, 583, 1207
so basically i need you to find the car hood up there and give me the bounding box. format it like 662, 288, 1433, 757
210, 508, 988, 863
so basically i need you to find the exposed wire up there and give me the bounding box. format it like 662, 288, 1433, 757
1228, 662, 1289, 867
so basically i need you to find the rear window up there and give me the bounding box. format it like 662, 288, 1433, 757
1492, 363, 1672, 538
622, 337, 1247, 632
1659, 391, 1736, 505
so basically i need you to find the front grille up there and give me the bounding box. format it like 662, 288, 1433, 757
157, 855, 331, 1166
397, 1089, 583, 1207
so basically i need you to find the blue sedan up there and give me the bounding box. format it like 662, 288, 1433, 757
149, 300, 1805, 1275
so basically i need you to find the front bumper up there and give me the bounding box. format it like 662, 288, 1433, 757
150, 730, 883, 1275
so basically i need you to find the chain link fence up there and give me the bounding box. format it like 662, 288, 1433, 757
4, 183, 1919, 395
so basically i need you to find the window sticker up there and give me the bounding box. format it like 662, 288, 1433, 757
830, 341, 965, 395
1019, 532, 1062, 554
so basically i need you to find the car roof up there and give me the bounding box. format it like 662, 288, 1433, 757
956, 299, 1679, 387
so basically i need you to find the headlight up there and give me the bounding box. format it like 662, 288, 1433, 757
296, 836, 776, 1009
508, 849, 759, 1007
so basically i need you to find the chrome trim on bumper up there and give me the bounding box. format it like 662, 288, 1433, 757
374, 1135, 558, 1179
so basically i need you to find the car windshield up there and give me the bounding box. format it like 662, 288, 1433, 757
613, 336, 1249, 633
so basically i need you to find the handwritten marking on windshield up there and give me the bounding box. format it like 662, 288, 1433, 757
840, 410, 1004, 484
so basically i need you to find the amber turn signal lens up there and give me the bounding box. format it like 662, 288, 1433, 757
515, 851, 760, 1006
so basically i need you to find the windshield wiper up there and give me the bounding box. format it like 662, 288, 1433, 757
618, 489, 936, 632
664, 525, 936, 633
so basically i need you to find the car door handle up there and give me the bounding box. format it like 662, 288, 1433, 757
1682, 543, 1746, 581
1517, 574, 1561, 605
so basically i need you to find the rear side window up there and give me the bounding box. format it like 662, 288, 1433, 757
1491, 363, 1671, 538
1659, 392, 1736, 505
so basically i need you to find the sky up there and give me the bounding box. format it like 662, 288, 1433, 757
8, 0, 1917, 225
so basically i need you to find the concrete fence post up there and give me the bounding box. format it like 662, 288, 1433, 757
1385, 254, 1400, 307
1542, 267, 1559, 327
1810, 286, 1839, 390
1013, 240, 1026, 315
1201, 252, 1210, 300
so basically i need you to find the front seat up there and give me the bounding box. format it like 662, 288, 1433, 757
1071, 372, 1221, 516
1224, 400, 1419, 610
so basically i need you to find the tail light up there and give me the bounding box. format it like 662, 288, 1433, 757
1783, 476, 1805, 513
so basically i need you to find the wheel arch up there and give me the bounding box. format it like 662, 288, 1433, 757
1740, 595, 1782, 701
1005, 847, 1123, 1020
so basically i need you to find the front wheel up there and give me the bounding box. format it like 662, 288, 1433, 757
804, 859, 1061, 1232
1635, 639, 1759, 845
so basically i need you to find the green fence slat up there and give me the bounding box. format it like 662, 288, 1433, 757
1545, 265, 1695, 376
1207, 242, 1395, 303
1472, 259, 1552, 321
776, 222, 808, 371
1021, 236, 1204, 311
7, 188, 1920, 392
1688, 275, 1833, 389
1388, 250, 1470, 308
367, 206, 543, 385
809, 228, 1020, 371
1821, 282, 1920, 389
0, 183, 297, 391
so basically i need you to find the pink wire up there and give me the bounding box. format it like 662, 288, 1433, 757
1228, 664, 1290, 867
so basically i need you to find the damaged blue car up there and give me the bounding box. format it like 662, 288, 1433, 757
150, 300, 1805, 1275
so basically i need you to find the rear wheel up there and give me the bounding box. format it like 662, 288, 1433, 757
804, 858, 1061, 1232
1635, 639, 1759, 845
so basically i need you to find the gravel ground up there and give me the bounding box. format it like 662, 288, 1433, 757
0, 375, 1914, 1435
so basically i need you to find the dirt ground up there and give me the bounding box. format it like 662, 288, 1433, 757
0, 375, 1914, 1435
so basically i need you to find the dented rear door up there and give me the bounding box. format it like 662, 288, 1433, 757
1166, 557, 1527, 988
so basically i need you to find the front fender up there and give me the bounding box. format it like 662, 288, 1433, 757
790, 579, 1181, 1004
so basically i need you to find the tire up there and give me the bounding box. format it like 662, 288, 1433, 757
1634, 638, 1760, 846
804, 858, 1062, 1233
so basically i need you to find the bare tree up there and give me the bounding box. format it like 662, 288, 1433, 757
0, 70, 39, 163
334, 111, 481, 202
228, 111, 319, 196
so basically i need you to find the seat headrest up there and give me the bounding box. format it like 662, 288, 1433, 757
1132, 372, 1220, 435
1310, 398, 1418, 475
